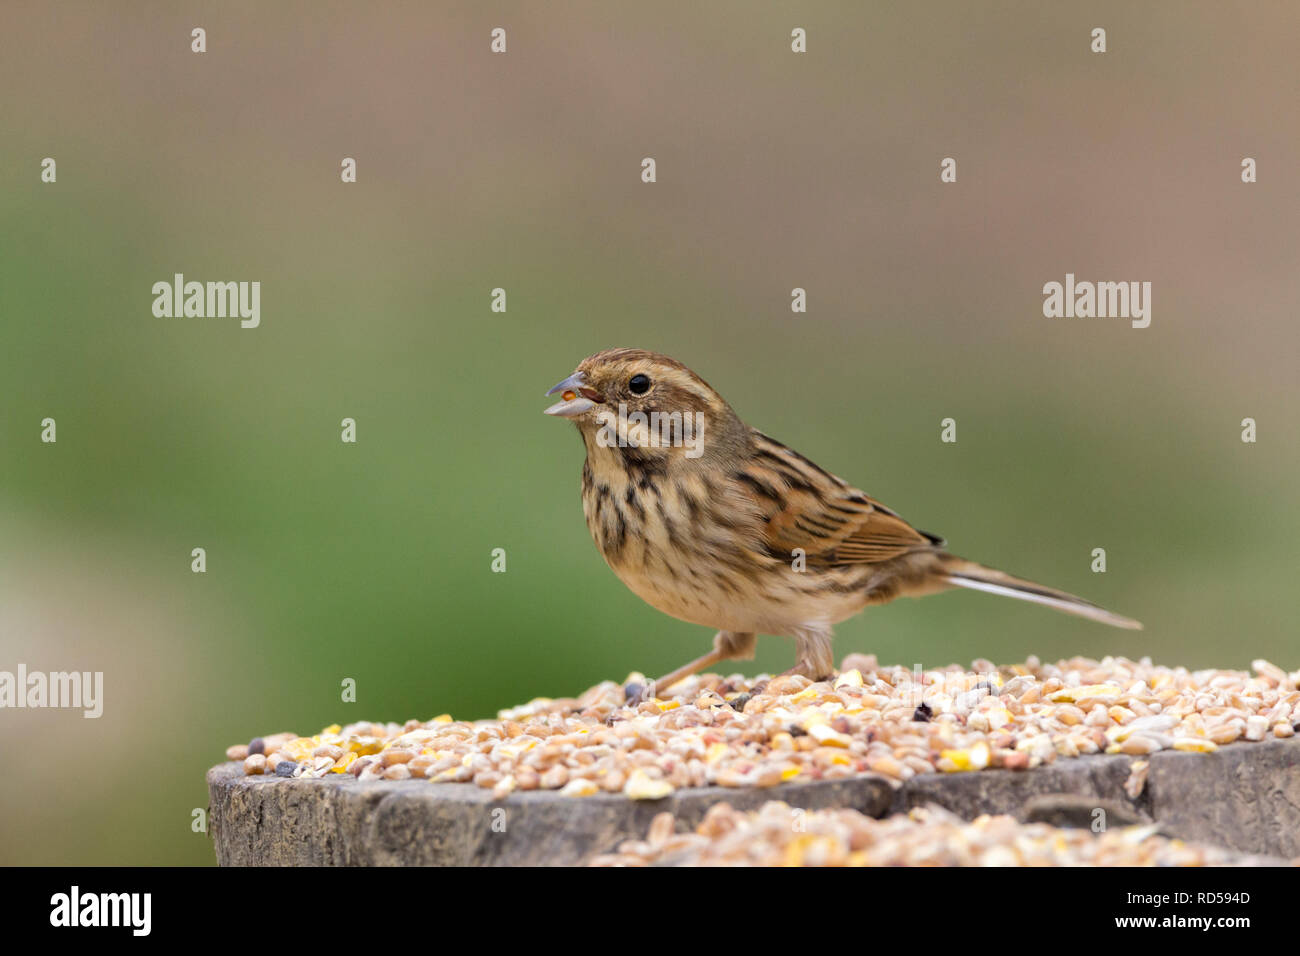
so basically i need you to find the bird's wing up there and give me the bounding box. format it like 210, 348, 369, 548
739, 432, 943, 566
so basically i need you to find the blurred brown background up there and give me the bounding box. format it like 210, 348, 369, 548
0, 1, 1296, 864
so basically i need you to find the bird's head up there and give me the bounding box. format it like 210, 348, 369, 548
544, 349, 744, 464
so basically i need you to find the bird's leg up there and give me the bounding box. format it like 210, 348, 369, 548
788, 624, 835, 682
650, 650, 724, 698
650, 631, 756, 697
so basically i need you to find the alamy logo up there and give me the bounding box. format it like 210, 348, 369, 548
152, 273, 260, 328
50, 886, 150, 936
0, 665, 102, 718
595, 403, 705, 459
1042, 273, 1151, 328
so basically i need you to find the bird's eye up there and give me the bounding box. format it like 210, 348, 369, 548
628, 373, 651, 395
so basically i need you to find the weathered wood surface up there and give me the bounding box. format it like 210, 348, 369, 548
208, 735, 1300, 865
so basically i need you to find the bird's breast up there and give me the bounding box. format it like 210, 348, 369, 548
578, 453, 872, 634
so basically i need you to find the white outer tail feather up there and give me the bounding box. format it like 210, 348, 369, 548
944, 574, 1143, 630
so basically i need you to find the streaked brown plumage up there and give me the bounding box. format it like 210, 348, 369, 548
545, 348, 1141, 691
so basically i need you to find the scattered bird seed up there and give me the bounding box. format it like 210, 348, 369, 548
589, 801, 1270, 867
224, 656, 1300, 800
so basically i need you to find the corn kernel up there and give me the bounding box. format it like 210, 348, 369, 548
939, 741, 990, 771
807, 724, 851, 748
331, 752, 358, 773
986, 706, 1012, 730
1048, 685, 1120, 703
624, 769, 674, 800
559, 778, 599, 797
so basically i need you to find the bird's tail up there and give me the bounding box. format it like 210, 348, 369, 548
938, 557, 1143, 630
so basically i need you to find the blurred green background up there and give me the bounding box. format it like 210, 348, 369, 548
1, 2, 1296, 864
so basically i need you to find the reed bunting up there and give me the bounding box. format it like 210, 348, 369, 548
545, 349, 1141, 692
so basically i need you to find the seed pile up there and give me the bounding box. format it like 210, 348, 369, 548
588, 801, 1267, 866
225, 655, 1299, 801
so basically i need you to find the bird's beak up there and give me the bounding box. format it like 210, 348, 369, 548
544, 371, 604, 418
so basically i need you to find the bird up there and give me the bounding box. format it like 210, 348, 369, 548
543, 348, 1141, 693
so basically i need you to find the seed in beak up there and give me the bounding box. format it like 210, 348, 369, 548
562, 390, 577, 401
